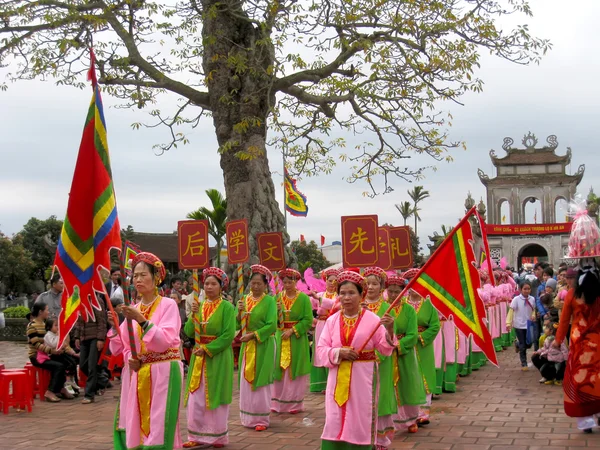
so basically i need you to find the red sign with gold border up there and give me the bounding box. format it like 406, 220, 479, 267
389, 226, 413, 269
378, 227, 392, 271
341, 215, 379, 267
226, 219, 250, 264
178, 220, 210, 269
486, 223, 572, 235
257, 232, 286, 271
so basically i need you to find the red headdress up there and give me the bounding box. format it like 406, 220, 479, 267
402, 268, 419, 281
279, 268, 302, 281
363, 266, 387, 283
344, 267, 361, 274
132, 252, 166, 285
250, 264, 273, 282
337, 270, 366, 289
386, 275, 407, 288
202, 267, 229, 291
321, 267, 341, 281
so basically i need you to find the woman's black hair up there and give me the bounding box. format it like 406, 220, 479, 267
543, 266, 554, 277
519, 280, 532, 290
45, 318, 55, 332
337, 280, 364, 296
575, 265, 600, 305
31, 302, 47, 318
110, 268, 120, 276
50, 273, 61, 286
170, 276, 182, 287
250, 272, 268, 285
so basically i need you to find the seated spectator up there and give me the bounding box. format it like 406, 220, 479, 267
44, 319, 80, 395
532, 322, 568, 385
27, 302, 73, 402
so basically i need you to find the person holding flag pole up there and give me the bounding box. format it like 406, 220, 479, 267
183, 267, 235, 448
237, 265, 278, 431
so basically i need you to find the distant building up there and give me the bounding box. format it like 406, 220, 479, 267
321, 243, 342, 264
477, 133, 584, 268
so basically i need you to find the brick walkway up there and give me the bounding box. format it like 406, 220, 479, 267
0, 341, 598, 449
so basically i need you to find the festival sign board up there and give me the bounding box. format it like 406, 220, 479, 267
377, 227, 393, 271
341, 215, 379, 267
178, 220, 210, 269
226, 219, 250, 264
257, 232, 286, 271
486, 223, 572, 235
389, 226, 413, 269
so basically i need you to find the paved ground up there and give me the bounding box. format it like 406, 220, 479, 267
1, 341, 599, 449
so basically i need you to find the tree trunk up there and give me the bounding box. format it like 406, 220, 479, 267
414, 204, 418, 236
202, 0, 291, 292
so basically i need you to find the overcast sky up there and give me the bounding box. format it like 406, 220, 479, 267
1, 0, 598, 254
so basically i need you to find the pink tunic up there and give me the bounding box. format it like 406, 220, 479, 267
313, 293, 337, 368
434, 327, 444, 369
317, 310, 396, 446
500, 301, 508, 334
457, 331, 468, 365
109, 297, 183, 450
442, 319, 456, 364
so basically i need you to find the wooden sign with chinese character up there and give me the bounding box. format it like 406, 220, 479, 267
389, 226, 413, 269
226, 219, 249, 264
378, 227, 392, 271
257, 232, 286, 271
178, 220, 210, 269
341, 215, 379, 267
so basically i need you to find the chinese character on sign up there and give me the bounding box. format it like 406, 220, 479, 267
378, 227, 392, 270
341, 215, 379, 267
257, 232, 285, 271
226, 219, 250, 264
178, 220, 209, 269
349, 227, 375, 255
183, 232, 205, 257
389, 226, 413, 269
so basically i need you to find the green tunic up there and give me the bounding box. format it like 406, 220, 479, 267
414, 298, 441, 395
371, 300, 397, 417
394, 301, 426, 406
274, 292, 313, 381
237, 294, 278, 390
184, 300, 235, 409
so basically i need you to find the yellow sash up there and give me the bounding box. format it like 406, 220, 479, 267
244, 339, 257, 384
334, 357, 353, 407
136, 297, 161, 437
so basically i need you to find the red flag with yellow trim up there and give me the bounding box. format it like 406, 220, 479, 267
410, 208, 498, 366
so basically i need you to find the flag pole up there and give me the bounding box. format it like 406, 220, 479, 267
283, 151, 288, 230
475, 210, 496, 287
357, 206, 478, 353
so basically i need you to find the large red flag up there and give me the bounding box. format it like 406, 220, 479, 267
409, 207, 498, 366
53, 51, 122, 347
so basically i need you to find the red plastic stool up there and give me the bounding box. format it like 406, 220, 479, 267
25, 362, 51, 401
0, 370, 33, 414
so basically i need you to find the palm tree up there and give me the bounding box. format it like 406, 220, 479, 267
408, 186, 430, 236
395, 202, 414, 226
187, 189, 227, 267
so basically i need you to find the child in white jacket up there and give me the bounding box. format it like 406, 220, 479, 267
44, 319, 80, 395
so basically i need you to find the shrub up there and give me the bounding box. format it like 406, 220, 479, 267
2, 306, 30, 318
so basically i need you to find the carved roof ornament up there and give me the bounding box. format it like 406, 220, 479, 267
489, 133, 571, 167
522, 132, 538, 151
477, 198, 487, 221
477, 168, 490, 183
465, 192, 475, 211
